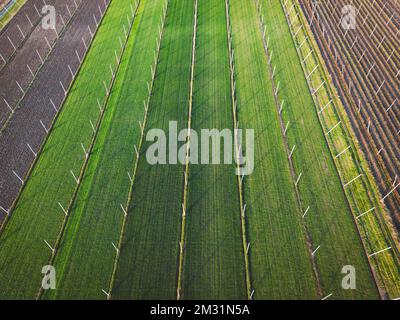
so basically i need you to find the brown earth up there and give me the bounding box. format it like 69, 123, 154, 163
0, 0, 111, 221
299, 0, 400, 231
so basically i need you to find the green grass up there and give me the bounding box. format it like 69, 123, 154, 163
111, 0, 195, 299
43, 0, 165, 300
260, 0, 379, 299
228, 0, 318, 299
0, 0, 136, 299
181, 0, 247, 299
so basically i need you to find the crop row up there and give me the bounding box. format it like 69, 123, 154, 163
111, 0, 195, 299
228, 0, 319, 299
257, 0, 379, 299
0, 0, 140, 299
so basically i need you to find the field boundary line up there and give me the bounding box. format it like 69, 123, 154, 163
253, 0, 323, 299
0, 0, 86, 134
176, 0, 197, 301
225, 0, 252, 300
108, 0, 170, 300
0, 0, 114, 236
284, 0, 400, 298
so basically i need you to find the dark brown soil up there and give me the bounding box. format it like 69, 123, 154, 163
0, 0, 85, 128
299, 0, 400, 230
0, 0, 111, 221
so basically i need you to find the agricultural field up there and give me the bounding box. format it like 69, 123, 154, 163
0, 0, 399, 301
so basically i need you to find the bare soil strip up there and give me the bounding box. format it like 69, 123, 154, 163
0, 0, 85, 128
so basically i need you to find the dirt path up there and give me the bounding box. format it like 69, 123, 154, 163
0, 0, 84, 128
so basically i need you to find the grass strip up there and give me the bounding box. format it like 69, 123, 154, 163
228, 0, 318, 299
42, 0, 157, 300
0, 0, 135, 299
180, 0, 247, 300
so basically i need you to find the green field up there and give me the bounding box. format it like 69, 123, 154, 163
111, 0, 195, 299
228, 0, 318, 299
0, 0, 137, 299
43, 0, 164, 300
181, 0, 246, 299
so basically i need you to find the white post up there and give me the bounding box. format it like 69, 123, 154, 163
312, 245, 320, 256
36, 49, 44, 64
46, 36, 53, 51
44, 240, 55, 253
0, 206, 10, 216
289, 145, 296, 158
120, 204, 128, 217
0, 53, 6, 64
112, 242, 119, 254
302, 206, 310, 218
82, 37, 87, 51
81, 143, 89, 158
60, 14, 66, 28
127, 172, 133, 184
16, 81, 24, 95
50, 99, 58, 112
59, 81, 67, 96
284, 121, 290, 135
27, 143, 37, 158
295, 172, 303, 186
70, 170, 80, 184
8, 36, 16, 51
3, 98, 14, 113
58, 202, 68, 216
103, 81, 109, 96
68, 65, 75, 79
97, 98, 103, 113
89, 119, 96, 133
26, 14, 33, 27
75, 50, 81, 63
134, 144, 139, 158
12, 170, 24, 185
279, 100, 285, 114
26, 64, 35, 78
